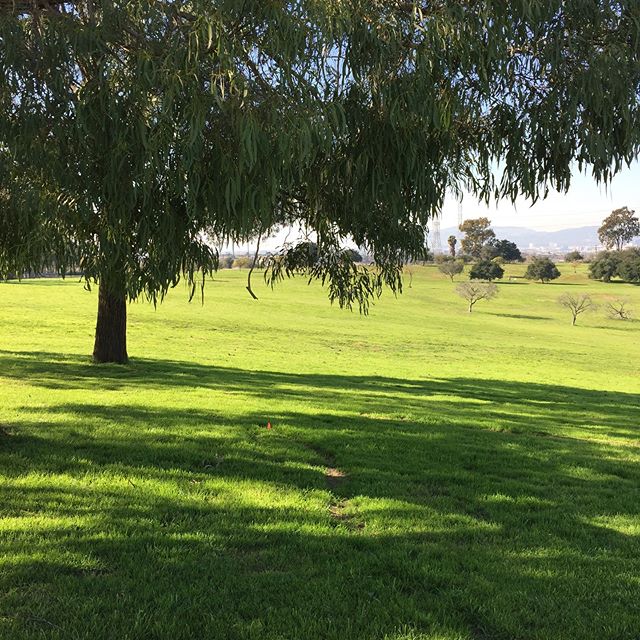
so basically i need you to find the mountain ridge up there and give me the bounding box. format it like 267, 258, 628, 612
440, 225, 602, 249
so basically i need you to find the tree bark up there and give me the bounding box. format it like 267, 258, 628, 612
93, 283, 128, 364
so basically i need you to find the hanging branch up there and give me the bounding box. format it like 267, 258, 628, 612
246, 234, 262, 300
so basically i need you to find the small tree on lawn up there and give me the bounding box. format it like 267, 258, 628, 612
456, 282, 498, 313
606, 299, 633, 320
558, 294, 597, 325
565, 250, 584, 273
469, 259, 504, 281
525, 257, 561, 283
438, 259, 464, 282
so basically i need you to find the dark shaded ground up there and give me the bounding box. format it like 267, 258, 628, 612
1, 351, 639, 640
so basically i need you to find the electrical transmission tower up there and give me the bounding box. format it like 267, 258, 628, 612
458, 201, 463, 228
431, 216, 443, 254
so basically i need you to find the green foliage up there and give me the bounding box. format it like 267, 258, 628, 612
598, 207, 640, 251
264, 241, 398, 314
217, 255, 234, 269
2, 0, 640, 317
457, 253, 474, 264
459, 218, 495, 258
589, 248, 640, 283
485, 239, 523, 262
589, 251, 623, 282
617, 248, 640, 283
525, 257, 561, 283
469, 259, 504, 281
565, 251, 584, 263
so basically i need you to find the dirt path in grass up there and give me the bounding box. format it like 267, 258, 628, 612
305, 443, 364, 530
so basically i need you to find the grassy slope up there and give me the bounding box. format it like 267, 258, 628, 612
0, 265, 639, 640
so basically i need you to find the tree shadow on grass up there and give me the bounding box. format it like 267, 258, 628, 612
0, 349, 637, 438
487, 312, 551, 320
1, 351, 640, 639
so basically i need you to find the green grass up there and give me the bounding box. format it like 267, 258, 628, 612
1, 265, 639, 640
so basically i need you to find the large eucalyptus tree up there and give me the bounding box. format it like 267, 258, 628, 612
1, 1, 639, 363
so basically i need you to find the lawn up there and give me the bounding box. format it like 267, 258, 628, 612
0, 265, 639, 640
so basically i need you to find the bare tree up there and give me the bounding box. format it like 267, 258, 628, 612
456, 282, 498, 313
438, 260, 464, 282
558, 294, 597, 326
606, 299, 633, 321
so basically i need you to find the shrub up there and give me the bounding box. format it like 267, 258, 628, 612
485, 238, 523, 262
616, 248, 640, 283
469, 259, 504, 281
588, 251, 621, 282
232, 255, 254, 269
525, 257, 560, 283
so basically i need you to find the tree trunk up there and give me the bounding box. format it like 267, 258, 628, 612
468, 302, 473, 313
93, 283, 128, 364
571, 315, 577, 326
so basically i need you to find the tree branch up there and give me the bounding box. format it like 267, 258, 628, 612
246, 235, 261, 300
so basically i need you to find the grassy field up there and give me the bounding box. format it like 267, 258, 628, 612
1, 264, 639, 640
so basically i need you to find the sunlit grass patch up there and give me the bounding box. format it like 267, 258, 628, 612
0, 266, 639, 639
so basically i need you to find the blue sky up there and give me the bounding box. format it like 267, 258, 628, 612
439, 161, 639, 231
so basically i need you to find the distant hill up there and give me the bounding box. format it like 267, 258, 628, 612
441, 225, 603, 250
